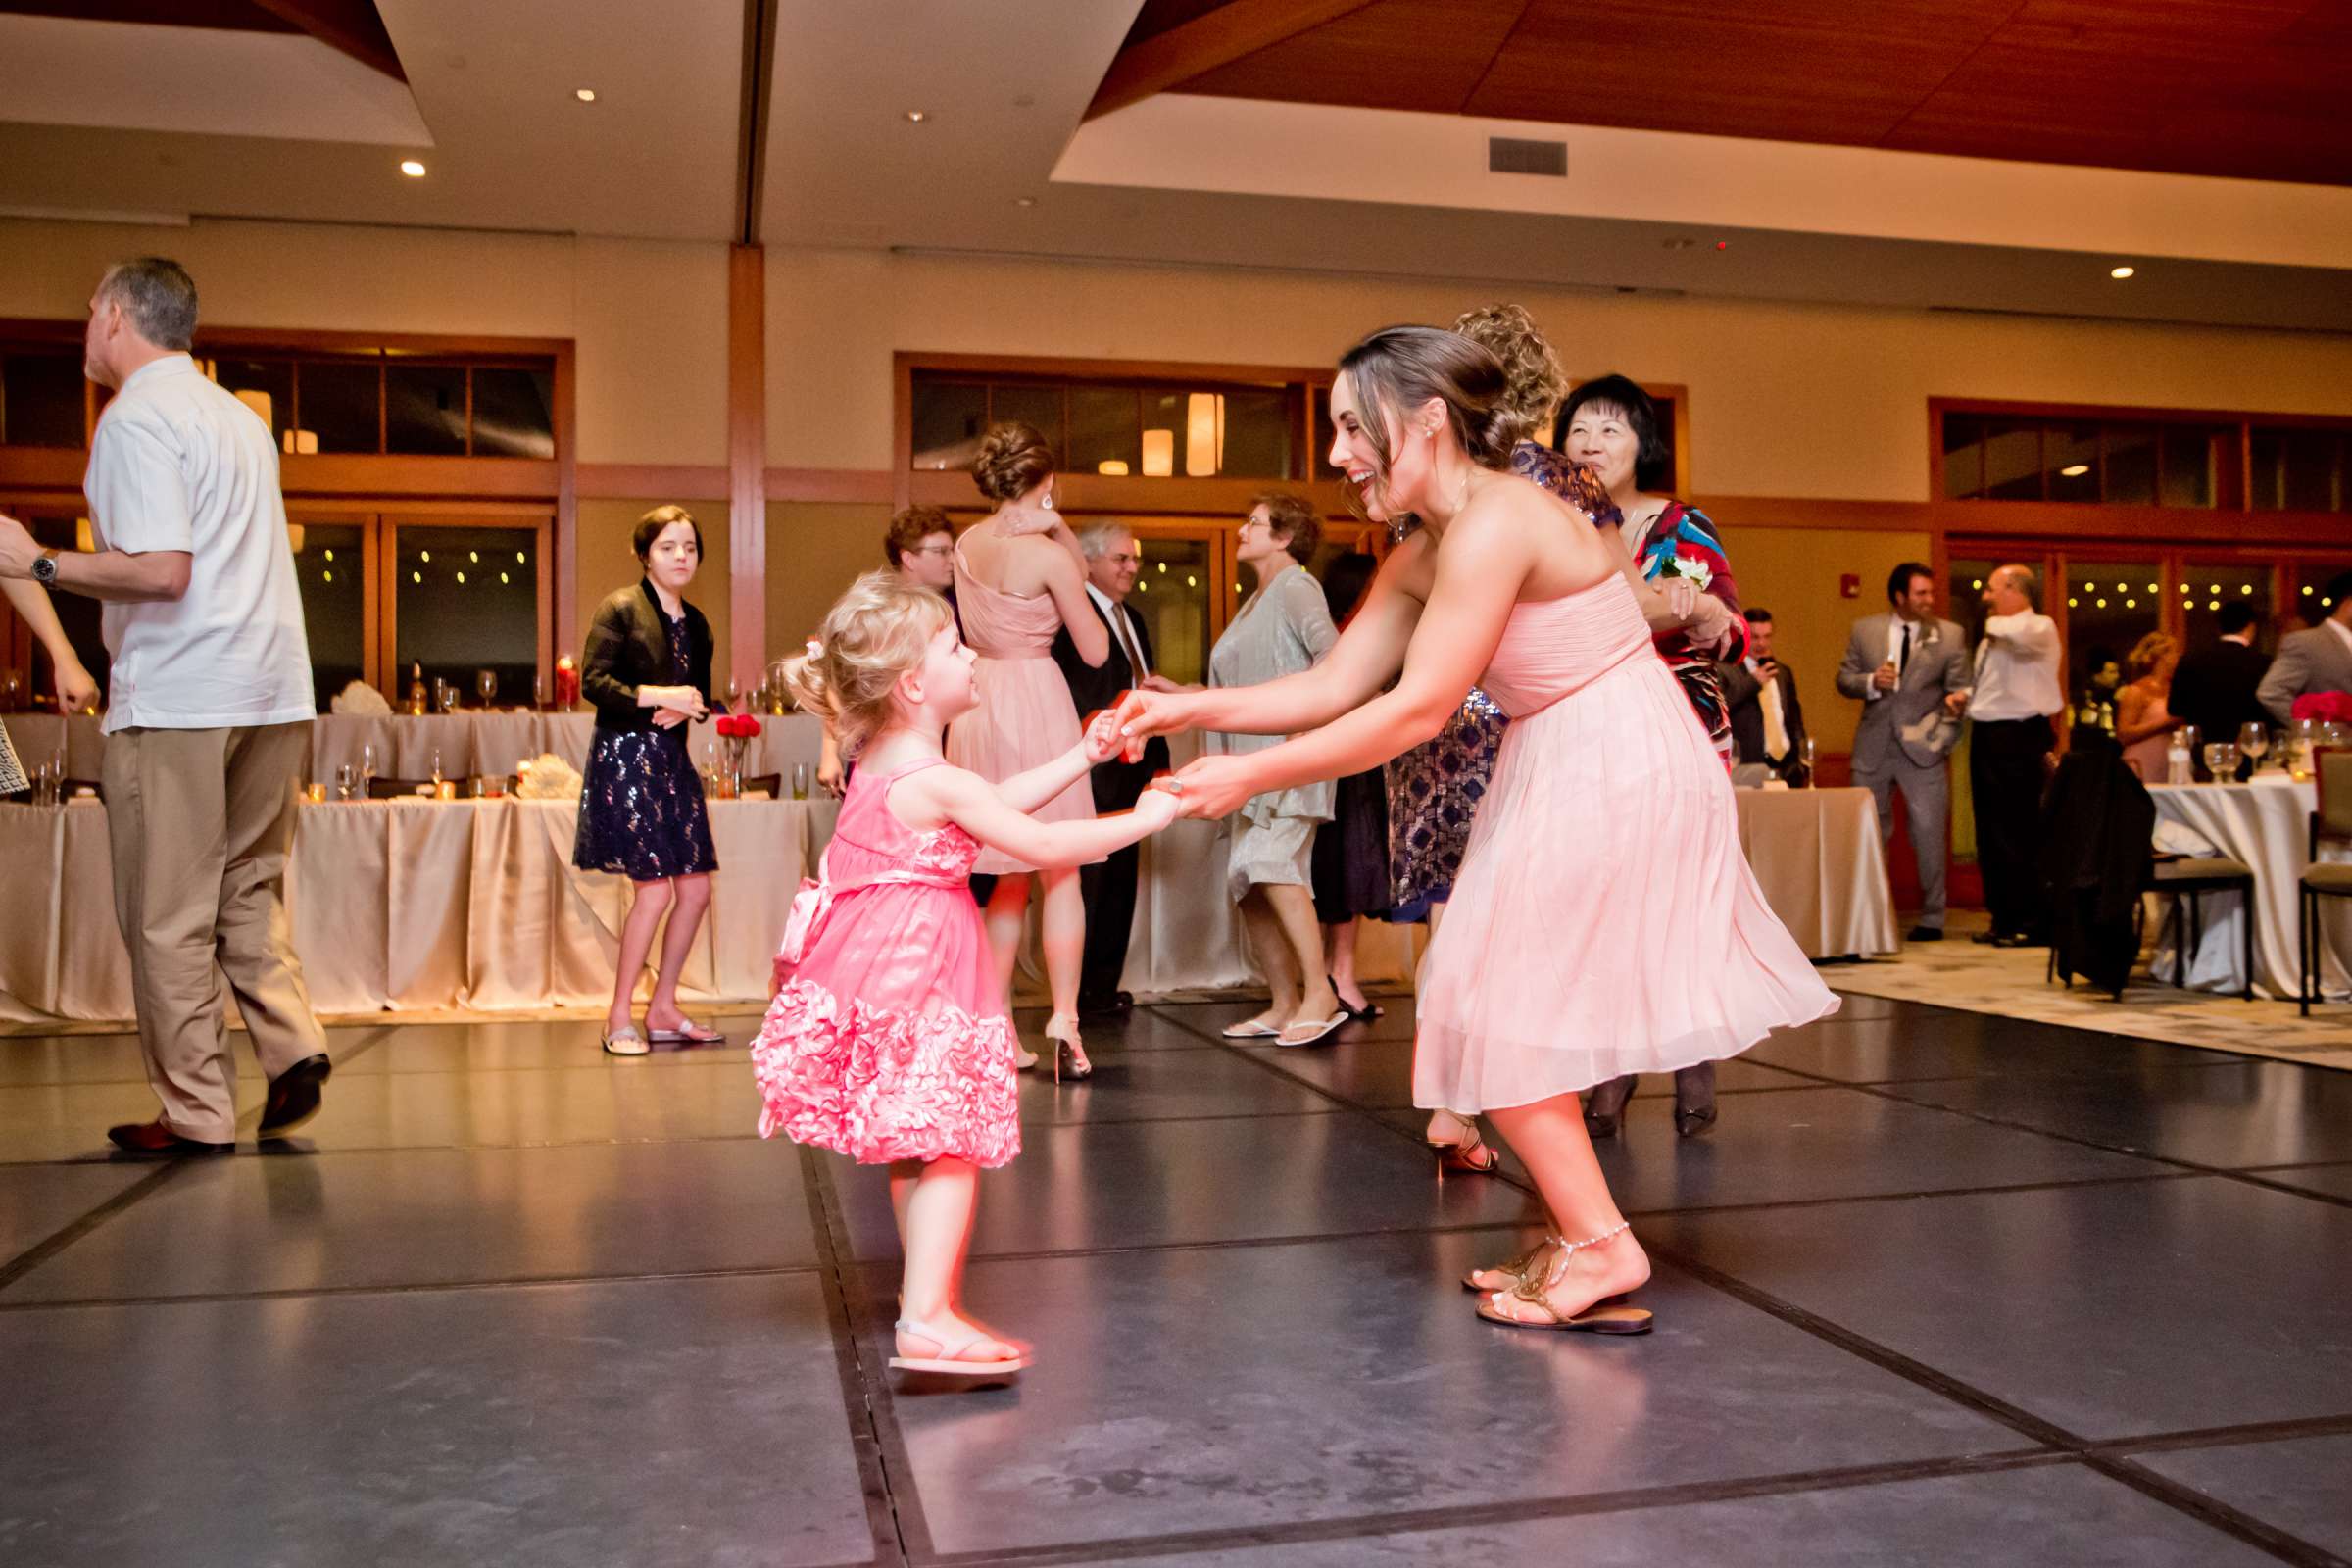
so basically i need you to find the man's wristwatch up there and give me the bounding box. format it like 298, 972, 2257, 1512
30, 548, 60, 586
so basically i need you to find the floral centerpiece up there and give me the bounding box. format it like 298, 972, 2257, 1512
714, 712, 763, 798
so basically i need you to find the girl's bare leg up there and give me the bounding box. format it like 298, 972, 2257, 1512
608, 878, 673, 1035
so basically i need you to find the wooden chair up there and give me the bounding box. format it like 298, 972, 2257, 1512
741, 772, 782, 800
2297, 750, 2352, 1015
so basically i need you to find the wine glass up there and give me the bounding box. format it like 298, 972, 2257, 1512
725, 676, 741, 714
2203, 743, 2239, 780
360, 742, 377, 795
438, 679, 460, 716
2, 668, 20, 711
475, 668, 498, 710
429, 748, 444, 788
2238, 722, 2269, 773
533, 673, 550, 710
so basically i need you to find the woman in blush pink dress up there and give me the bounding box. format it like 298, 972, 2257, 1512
947, 422, 1112, 1079
1120, 327, 1836, 1335
755, 572, 1175, 1381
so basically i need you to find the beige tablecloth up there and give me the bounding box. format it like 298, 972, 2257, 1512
1, 797, 836, 1023
3, 710, 827, 791
2146, 774, 2349, 1000
1733, 785, 1900, 960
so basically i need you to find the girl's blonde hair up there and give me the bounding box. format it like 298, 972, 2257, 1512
787, 570, 954, 759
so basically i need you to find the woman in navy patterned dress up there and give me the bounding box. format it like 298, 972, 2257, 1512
575, 505, 723, 1055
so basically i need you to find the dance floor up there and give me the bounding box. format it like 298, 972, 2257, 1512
5, 996, 2352, 1566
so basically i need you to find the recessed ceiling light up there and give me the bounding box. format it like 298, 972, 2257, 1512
399, 159, 426, 177
2110, 265, 2135, 279
575, 88, 597, 103
1015, 196, 1036, 208
905, 110, 927, 122
2059, 464, 2089, 477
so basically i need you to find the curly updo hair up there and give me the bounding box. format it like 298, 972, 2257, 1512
785, 571, 955, 760
1336, 325, 1525, 523
972, 420, 1055, 503
1452, 303, 1566, 437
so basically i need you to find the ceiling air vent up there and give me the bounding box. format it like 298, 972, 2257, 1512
1488, 136, 1566, 176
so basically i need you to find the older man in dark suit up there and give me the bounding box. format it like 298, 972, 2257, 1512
1052, 522, 1171, 1019
1837, 563, 1973, 943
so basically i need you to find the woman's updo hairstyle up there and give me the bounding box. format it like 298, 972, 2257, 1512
1451, 303, 1566, 437
1336, 326, 1524, 522
785, 570, 954, 760
972, 420, 1054, 503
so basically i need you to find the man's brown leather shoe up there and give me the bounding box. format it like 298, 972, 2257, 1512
258, 1054, 332, 1138
107, 1119, 234, 1157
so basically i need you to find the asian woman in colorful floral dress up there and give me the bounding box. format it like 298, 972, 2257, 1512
755, 572, 1176, 1381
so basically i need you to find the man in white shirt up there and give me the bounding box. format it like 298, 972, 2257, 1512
1958, 563, 2065, 948
1052, 522, 1173, 1018
2255, 571, 2352, 725
0, 259, 330, 1155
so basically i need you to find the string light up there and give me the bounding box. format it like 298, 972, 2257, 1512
500, 571, 510, 584
420, 550, 431, 563
468, 551, 479, 563
322, 570, 333, 583
456, 571, 466, 584
412, 570, 421, 583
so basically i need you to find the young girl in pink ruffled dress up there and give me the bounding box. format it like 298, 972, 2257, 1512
755, 571, 1176, 1381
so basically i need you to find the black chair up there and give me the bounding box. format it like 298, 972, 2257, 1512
2297, 750, 2352, 1015
2148, 856, 2255, 1001
365, 777, 439, 799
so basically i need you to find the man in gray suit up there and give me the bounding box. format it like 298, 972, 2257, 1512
1838, 563, 1972, 942
2257, 569, 2352, 724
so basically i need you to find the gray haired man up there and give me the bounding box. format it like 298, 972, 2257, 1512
0, 259, 331, 1154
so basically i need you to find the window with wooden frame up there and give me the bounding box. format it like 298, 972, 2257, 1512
0, 320, 573, 716
1935, 398, 2352, 514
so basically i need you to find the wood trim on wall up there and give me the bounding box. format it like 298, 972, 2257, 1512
727, 244, 767, 685
579, 464, 731, 500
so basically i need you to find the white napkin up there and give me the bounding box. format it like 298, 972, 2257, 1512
514, 752, 583, 801
331, 681, 393, 716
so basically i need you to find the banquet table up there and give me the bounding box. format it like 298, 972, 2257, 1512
1732, 785, 1901, 960
6, 750, 1892, 1026
2145, 773, 2350, 1000
2, 710, 828, 790
1, 796, 836, 1023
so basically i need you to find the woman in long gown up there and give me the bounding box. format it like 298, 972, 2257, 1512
946, 422, 1111, 1079
1120, 327, 1837, 1331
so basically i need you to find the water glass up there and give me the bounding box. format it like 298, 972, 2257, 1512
335, 762, 358, 801
30, 760, 56, 807
430, 748, 444, 786
438, 679, 461, 715
1797, 736, 1817, 787
791, 762, 810, 801
2203, 743, 2240, 780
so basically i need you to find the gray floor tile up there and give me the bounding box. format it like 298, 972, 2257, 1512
1881, 1059, 2352, 1167
0, 1076, 262, 1163
0, 1162, 151, 1266
268, 1062, 765, 1151
1750, 1010, 2239, 1083
1650, 1177, 2352, 1441
867, 1231, 2018, 1557
2248, 1161, 2352, 1201
1041, 1004, 1276, 1053
831, 1112, 1544, 1261
359, 1018, 748, 1074
0, 1273, 870, 1568
1015, 1045, 1336, 1126
0, 1026, 391, 1086
2137, 1433, 2352, 1560
1050, 1462, 2277, 1566
1249, 1036, 1812, 1110
3, 1139, 816, 1301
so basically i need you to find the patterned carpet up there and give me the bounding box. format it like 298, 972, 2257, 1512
1829, 913, 2352, 1072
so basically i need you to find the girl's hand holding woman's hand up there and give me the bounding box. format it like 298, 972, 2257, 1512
1129, 784, 1182, 833
1079, 708, 1125, 765
1152, 753, 1256, 820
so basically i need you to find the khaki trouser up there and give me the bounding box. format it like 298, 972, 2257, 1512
102, 722, 326, 1142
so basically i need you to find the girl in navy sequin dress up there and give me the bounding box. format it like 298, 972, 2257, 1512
575, 505, 723, 1055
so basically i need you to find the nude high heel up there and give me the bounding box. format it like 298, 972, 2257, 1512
1044, 1014, 1091, 1082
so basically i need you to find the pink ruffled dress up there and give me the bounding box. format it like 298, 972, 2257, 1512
751, 758, 1021, 1168
1414, 574, 1839, 1114
945, 535, 1098, 875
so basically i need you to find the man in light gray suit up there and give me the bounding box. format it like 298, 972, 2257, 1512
1838, 563, 1972, 941
2257, 569, 2352, 724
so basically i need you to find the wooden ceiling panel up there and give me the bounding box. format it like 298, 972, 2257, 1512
1175, 0, 1533, 118
0, 0, 296, 28
1131, 0, 2352, 185
1466, 0, 2014, 144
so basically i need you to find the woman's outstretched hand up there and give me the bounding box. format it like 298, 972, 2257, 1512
1151, 753, 1257, 820
1115, 685, 1196, 750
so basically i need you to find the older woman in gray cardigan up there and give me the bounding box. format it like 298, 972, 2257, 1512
1209, 493, 1346, 1048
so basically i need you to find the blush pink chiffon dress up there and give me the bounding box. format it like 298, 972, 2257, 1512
944, 535, 1099, 876
751, 758, 1021, 1168
1413, 573, 1839, 1114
